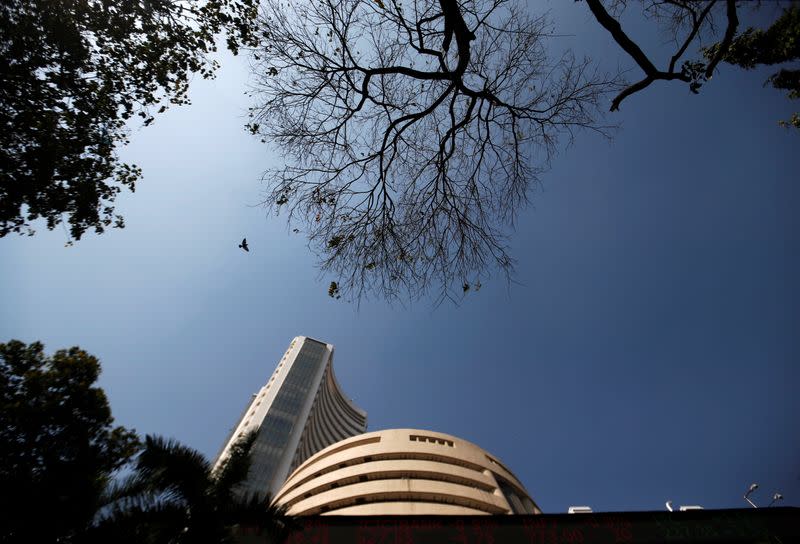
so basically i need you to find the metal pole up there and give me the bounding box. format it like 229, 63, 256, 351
744, 483, 759, 508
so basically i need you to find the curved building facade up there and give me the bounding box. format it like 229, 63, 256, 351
272, 429, 540, 516
214, 336, 366, 499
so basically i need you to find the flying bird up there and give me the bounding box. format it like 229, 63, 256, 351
239, 238, 249, 252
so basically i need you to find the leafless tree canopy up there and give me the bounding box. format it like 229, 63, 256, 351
249, 0, 619, 302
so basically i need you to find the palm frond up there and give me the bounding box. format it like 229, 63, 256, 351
87, 497, 187, 544
223, 493, 295, 544
136, 435, 212, 504
89, 433, 293, 543
97, 471, 150, 510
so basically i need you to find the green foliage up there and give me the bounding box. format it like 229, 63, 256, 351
93, 432, 289, 544
704, 5, 800, 128
705, 6, 800, 70
0, 340, 286, 542
768, 69, 800, 100
778, 112, 800, 129
681, 60, 708, 94
210, 431, 257, 501
0, 0, 260, 240
0, 339, 140, 543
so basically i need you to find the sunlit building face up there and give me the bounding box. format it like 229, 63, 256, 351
273, 429, 540, 516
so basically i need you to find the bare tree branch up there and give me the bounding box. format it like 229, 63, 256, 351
584, 0, 741, 110
249, 0, 620, 302
668, 1, 718, 73
704, 0, 740, 77
585, 0, 661, 75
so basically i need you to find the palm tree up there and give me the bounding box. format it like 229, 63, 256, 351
88, 432, 290, 544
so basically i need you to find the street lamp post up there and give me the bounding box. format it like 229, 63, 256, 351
744, 483, 759, 508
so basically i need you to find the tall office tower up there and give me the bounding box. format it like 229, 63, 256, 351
214, 336, 366, 499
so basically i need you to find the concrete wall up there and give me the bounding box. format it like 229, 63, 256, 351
272, 429, 541, 516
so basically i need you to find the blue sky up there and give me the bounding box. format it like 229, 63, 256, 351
1, 1, 797, 513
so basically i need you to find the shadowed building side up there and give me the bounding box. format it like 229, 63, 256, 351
214, 336, 366, 499
289, 359, 367, 474
272, 429, 541, 516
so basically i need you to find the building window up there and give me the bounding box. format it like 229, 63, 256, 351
410, 434, 454, 447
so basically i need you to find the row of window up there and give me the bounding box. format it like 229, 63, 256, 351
410, 434, 454, 447
305, 489, 507, 516
240, 340, 328, 495
285, 450, 490, 498
283, 464, 499, 507
283, 435, 383, 494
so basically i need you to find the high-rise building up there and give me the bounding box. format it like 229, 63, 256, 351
214, 336, 366, 499
272, 429, 541, 515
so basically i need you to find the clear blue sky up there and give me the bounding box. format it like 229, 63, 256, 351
1, 1, 797, 513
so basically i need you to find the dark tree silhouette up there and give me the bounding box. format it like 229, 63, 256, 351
92, 433, 290, 544
706, 4, 800, 128
0, 0, 259, 240
583, 0, 799, 125
0, 340, 140, 543
249, 0, 619, 303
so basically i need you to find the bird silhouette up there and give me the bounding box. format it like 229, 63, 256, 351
239, 238, 249, 252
